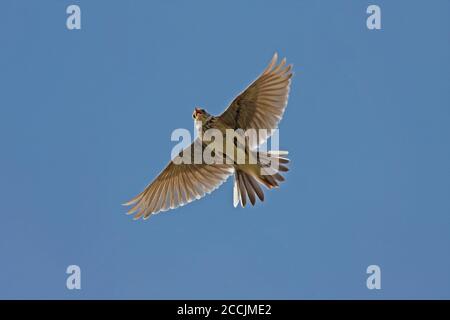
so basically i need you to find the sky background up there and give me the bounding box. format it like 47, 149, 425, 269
0, 0, 449, 299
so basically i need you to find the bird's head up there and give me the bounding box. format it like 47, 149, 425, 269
192, 107, 209, 122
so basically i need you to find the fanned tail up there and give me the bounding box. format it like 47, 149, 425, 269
233, 150, 289, 207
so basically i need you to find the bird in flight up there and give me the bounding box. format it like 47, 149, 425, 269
124, 53, 292, 219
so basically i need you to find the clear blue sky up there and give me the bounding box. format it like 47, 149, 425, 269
0, 0, 449, 299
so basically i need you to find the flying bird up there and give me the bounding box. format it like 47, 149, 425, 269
124, 53, 292, 219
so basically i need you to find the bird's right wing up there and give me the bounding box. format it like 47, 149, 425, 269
123, 140, 234, 220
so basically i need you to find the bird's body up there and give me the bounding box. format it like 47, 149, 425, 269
125, 53, 293, 219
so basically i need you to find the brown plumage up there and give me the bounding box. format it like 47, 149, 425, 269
124, 53, 292, 219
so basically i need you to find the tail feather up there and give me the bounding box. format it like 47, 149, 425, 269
233, 172, 247, 207
247, 173, 264, 201
273, 173, 285, 182
233, 150, 289, 207
233, 178, 240, 208
242, 174, 256, 205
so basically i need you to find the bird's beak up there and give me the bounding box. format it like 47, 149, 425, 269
193, 107, 201, 119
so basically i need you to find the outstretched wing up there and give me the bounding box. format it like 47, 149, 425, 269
218, 53, 293, 147
124, 140, 234, 220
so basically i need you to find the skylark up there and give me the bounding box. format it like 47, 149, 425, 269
124, 53, 292, 219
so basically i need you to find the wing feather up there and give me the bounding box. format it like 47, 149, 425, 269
217, 53, 292, 148
124, 140, 234, 219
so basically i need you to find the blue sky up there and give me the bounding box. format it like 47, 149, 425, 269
0, 0, 449, 299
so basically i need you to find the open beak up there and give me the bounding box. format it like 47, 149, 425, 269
193, 107, 201, 119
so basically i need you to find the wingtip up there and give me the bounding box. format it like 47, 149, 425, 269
122, 201, 132, 206
142, 214, 152, 220
126, 208, 137, 215
263, 52, 279, 75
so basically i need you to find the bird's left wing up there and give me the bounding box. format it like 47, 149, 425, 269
218, 53, 292, 148
124, 139, 234, 220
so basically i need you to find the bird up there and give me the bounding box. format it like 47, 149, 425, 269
124, 53, 292, 220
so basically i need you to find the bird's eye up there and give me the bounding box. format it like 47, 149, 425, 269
192, 113, 196, 119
